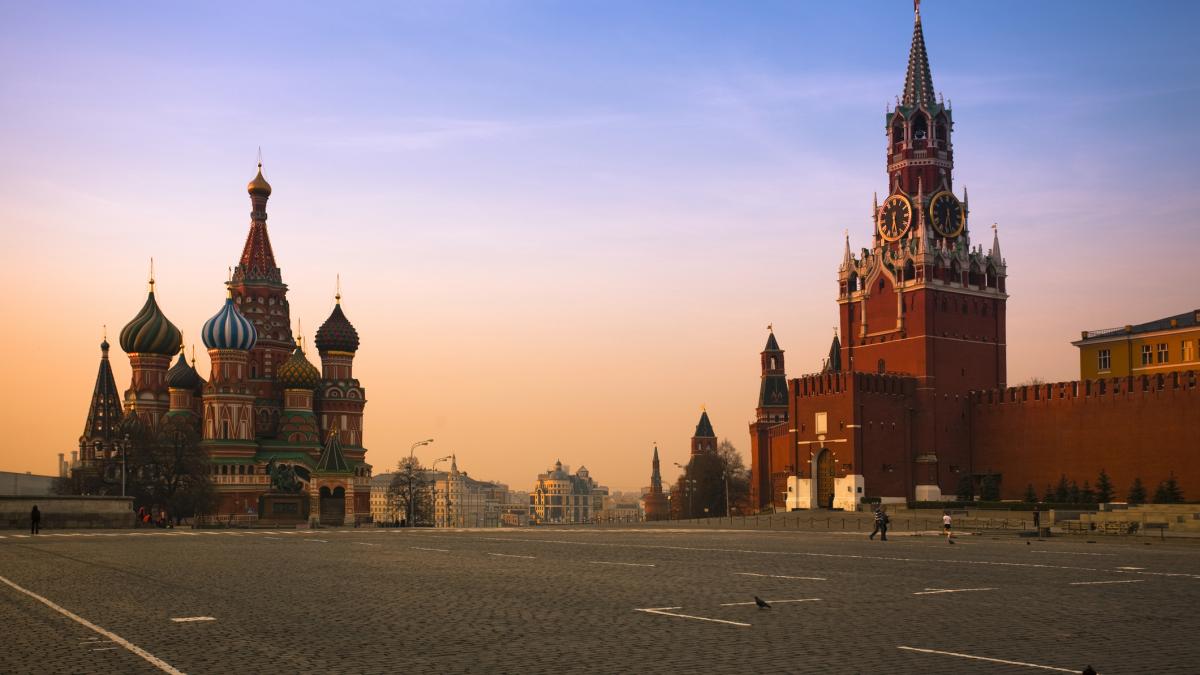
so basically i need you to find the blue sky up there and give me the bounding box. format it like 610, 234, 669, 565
1, 1, 1198, 487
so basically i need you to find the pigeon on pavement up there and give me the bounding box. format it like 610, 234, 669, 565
754, 596, 771, 609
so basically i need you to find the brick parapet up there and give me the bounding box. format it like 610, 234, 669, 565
970, 370, 1198, 406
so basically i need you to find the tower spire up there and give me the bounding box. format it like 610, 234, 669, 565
903, 0, 935, 108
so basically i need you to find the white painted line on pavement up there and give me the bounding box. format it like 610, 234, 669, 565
92, 647, 119, 651
912, 587, 996, 595
488, 553, 535, 559
13, 535, 28, 538
1029, 550, 1114, 556
735, 572, 826, 581
1069, 580, 1144, 586
472, 536, 1170, 578
170, 616, 215, 622
264, 537, 282, 540
634, 607, 750, 627
719, 598, 821, 606
412, 547, 450, 552
897, 646, 1077, 672
0, 575, 185, 675
1115, 566, 1144, 570
354, 542, 380, 547
306, 539, 329, 543
588, 561, 655, 567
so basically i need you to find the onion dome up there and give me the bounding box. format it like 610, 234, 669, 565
315, 297, 359, 353
202, 291, 258, 351
247, 162, 272, 196
119, 406, 146, 439
167, 349, 204, 390
119, 285, 183, 356
277, 342, 321, 389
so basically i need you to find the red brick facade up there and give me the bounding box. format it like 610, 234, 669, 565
748, 7, 1199, 511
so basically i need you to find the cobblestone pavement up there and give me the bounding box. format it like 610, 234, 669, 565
1, 527, 1197, 674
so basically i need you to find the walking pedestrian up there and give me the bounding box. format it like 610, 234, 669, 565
30, 505, 41, 535
868, 507, 889, 541
943, 510, 954, 543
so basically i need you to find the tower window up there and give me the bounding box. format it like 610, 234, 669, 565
1097, 349, 1111, 372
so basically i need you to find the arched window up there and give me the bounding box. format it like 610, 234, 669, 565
950, 260, 961, 284
769, 356, 777, 370
891, 120, 905, 154
903, 260, 915, 281
848, 272, 859, 293
986, 265, 998, 288
935, 116, 948, 146
969, 263, 984, 288
912, 115, 928, 145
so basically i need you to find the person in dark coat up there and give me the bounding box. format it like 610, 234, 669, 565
30, 505, 41, 535
868, 507, 889, 541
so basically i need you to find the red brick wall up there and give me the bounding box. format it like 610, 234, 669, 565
970, 372, 1200, 501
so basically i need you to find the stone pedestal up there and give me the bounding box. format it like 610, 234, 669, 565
259, 493, 310, 524
834, 474, 865, 511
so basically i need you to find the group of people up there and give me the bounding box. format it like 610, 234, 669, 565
136, 506, 171, 528
869, 507, 955, 543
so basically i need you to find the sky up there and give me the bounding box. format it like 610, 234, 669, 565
1, 1, 1198, 491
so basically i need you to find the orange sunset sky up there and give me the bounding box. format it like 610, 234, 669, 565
1, 2, 1197, 490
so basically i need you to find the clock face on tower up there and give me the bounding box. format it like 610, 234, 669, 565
928, 191, 965, 238
877, 194, 912, 241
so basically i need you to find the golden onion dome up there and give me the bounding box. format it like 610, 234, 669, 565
247, 163, 272, 197
277, 343, 321, 390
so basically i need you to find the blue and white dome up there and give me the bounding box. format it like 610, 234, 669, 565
201, 294, 257, 351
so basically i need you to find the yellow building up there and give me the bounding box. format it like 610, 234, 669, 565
1073, 310, 1200, 379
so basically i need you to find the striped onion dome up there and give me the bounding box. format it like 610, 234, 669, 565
277, 343, 320, 390
201, 293, 258, 351
166, 349, 204, 390
119, 287, 182, 356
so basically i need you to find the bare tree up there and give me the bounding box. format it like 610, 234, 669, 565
388, 457, 434, 526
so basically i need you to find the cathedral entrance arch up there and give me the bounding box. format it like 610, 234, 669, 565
815, 449, 835, 509
319, 485, 346, 525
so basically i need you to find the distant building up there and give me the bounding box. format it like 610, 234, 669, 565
642, 445, 668, 520
1073, 310, 1200, 380
434, 455, 509, 528
529, 460, 607, 524
370, 472, 400, 524
0, 471, 56, 496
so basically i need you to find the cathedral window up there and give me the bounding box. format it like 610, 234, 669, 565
1141, 345, 1153, 366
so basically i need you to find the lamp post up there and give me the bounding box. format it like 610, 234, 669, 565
121, 433, 130, 498
430, 455, 452, 527
723, 470, 730, 519
407, 439, 433, 527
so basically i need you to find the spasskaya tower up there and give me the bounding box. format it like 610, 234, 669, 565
835, 0, 1007, 500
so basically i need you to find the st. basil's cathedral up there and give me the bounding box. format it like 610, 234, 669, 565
76, 165, 371, 524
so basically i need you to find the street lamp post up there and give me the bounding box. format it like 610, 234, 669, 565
430, 456, 452, 527
723, 471, 730, 519
121, 433, 130, 498
407, 439, 433, 527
